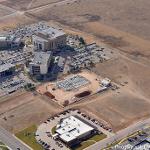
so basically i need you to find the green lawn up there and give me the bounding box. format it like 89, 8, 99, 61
89, 134, 107, 142
0, 146, 9, 150
72, 141, 96, 150
15, 125, 44, 150
72, 134, 107, 150
51, 126, 56, 135
0, 141, 9, 150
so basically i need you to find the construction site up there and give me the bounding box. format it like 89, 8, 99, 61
37, 71, 111, 106
0, 0, 150, 150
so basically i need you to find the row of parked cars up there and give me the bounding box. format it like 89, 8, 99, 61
78, 110, 113, 132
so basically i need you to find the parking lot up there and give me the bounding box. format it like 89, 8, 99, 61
36, 109, 113, 150
50, 33, 117, 75
66, 35, 117, 72
0, 47, 32, 65
8, 22, 51, 39
0, 72, 34, 97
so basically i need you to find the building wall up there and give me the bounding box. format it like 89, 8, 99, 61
0, 37, 21, 49
0, 66, 15, 78
32, 34, 66, 51
0, 40, 11, 49
29, 55, 51, 76
30, 64, 41, 75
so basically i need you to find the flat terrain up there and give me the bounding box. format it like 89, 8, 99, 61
29, 0, 150, 56
0, 91, 63, 133
0, 0, 150, 133
15, 125, 43, 150
1, 0, 150, 57
72, 55, 150, 131
37, 71, 101, 105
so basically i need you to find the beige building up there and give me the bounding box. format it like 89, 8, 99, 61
29, 52, 52, 76
32, 27, 66, 51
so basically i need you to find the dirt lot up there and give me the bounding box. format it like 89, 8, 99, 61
75, 89, 150, 132
26, 0, 150, 59
1, 0, 150, 57
0, 0, 150, 132
37, 71, 101, 105
0, 91, 63, 133
0, 0, 63, 10
70, 55, 150, 131
0, 4, 15, 17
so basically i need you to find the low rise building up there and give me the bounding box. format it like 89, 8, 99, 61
32, 27, 66, 51
0, 63, 15, 78
101, 78, 111, 87
29, 52, 52, 76
0, 35, 22, 49
55, 116, 95, 147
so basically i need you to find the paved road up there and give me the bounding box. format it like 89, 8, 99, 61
86, 118, 150, 150
0, 126, 31, 150
36, 109, 113, 150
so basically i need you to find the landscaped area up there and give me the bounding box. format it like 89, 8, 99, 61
89, 134, 107, 142
51, 126, 56, 135
15, 125, 43, 150
72, 133, 107, 150
103, 130, 142, 149
0, 141, 9, 150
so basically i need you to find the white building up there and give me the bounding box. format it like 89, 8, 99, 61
55, 116, 95, 146
101, 78, 111, 87
0, 35, 21, 49
32, 27, 66, 51
29, 52, 52, 76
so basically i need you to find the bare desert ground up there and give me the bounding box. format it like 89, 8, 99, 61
75, 89, 150, 132
0, 0, 150, 132
0, 91, 63, 133
71, 55, 150, 131
1, 0, 150, 57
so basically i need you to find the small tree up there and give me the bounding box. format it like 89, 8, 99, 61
24, 83, 35, 91
79, 37, 86, 45
63, 100, 69, 106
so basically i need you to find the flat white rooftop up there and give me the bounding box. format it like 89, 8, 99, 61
56, 116, 94, 142
38, 27, 66, 39
32, 52, 51, 65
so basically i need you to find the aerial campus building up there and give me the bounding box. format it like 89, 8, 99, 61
54, 116, 96, 147
0, 35, 22, 49
32, 27, 66, 51
0, 63, 15, 78
29, 52, 52, 76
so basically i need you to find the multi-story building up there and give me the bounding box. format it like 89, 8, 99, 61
32, 27, 66, 51
0, 35, 22, 49
29, 52, 52, 76
0, 63, 15, 78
